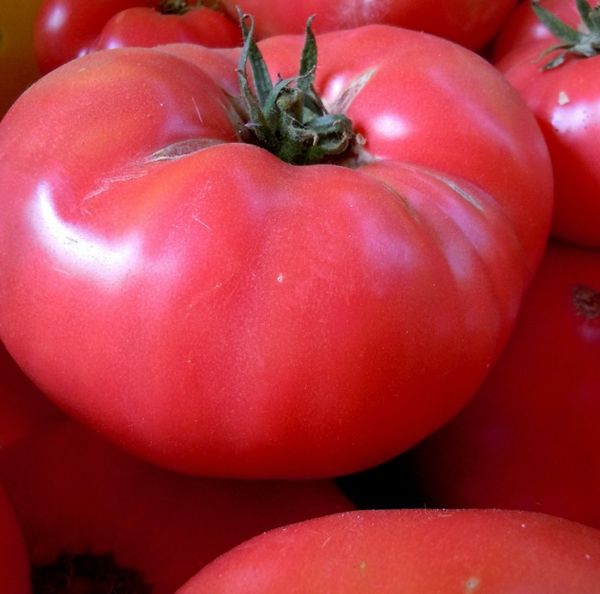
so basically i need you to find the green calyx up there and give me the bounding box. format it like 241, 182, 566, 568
572, 285, 600, 319
157, 0, 221, 14
235, 13, 359, 166
533, 0, 600, 69
158, 0, 193, 14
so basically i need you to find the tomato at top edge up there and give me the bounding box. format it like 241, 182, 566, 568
34, 0, 241, 74
220, 0, 518, 50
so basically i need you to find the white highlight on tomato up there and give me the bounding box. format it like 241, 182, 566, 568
31, 181, 142, 287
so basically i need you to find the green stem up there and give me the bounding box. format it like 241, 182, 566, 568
158, 0, 192, 14
572, 285, 600, 320
235, 12, 360, 166
533, 0, 600, 69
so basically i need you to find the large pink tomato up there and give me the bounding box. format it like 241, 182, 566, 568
0, 23, 552, 478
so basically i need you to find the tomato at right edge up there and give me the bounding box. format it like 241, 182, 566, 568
494, 0, 600, 247
408, 241, 600, 529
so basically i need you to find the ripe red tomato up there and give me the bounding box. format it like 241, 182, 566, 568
493, 0, 600, 247
0, 0, 42, 116
0, 418, 352, 593
406, 241, 600, 528
0, 487, 31, 594
34, 0, 240, 74
176, 509, 600, 593
0, 341, 352, 592
0, 24, 552, 478
220, 0, 517, 50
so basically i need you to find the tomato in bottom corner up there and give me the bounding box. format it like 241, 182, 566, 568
175, 509, 600, 593
0, 417, 354, 594
0, 342, 353, 594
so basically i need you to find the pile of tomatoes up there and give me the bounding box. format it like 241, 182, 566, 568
0, 0, 598, 591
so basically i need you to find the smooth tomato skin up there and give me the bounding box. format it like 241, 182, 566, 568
0, 487, 31, 594
0, 418, 353, 594
176, 509, 600, 593
0, 0, 42, 116
0, 28, 552, 478
494, 0, 600, 247
221, 0, 517, 50
407, 241, 600, 528
255, 29, 550, 271
34, 0, 240, 74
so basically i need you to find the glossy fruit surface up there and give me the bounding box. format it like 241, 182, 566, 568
0, 26, 552, 478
